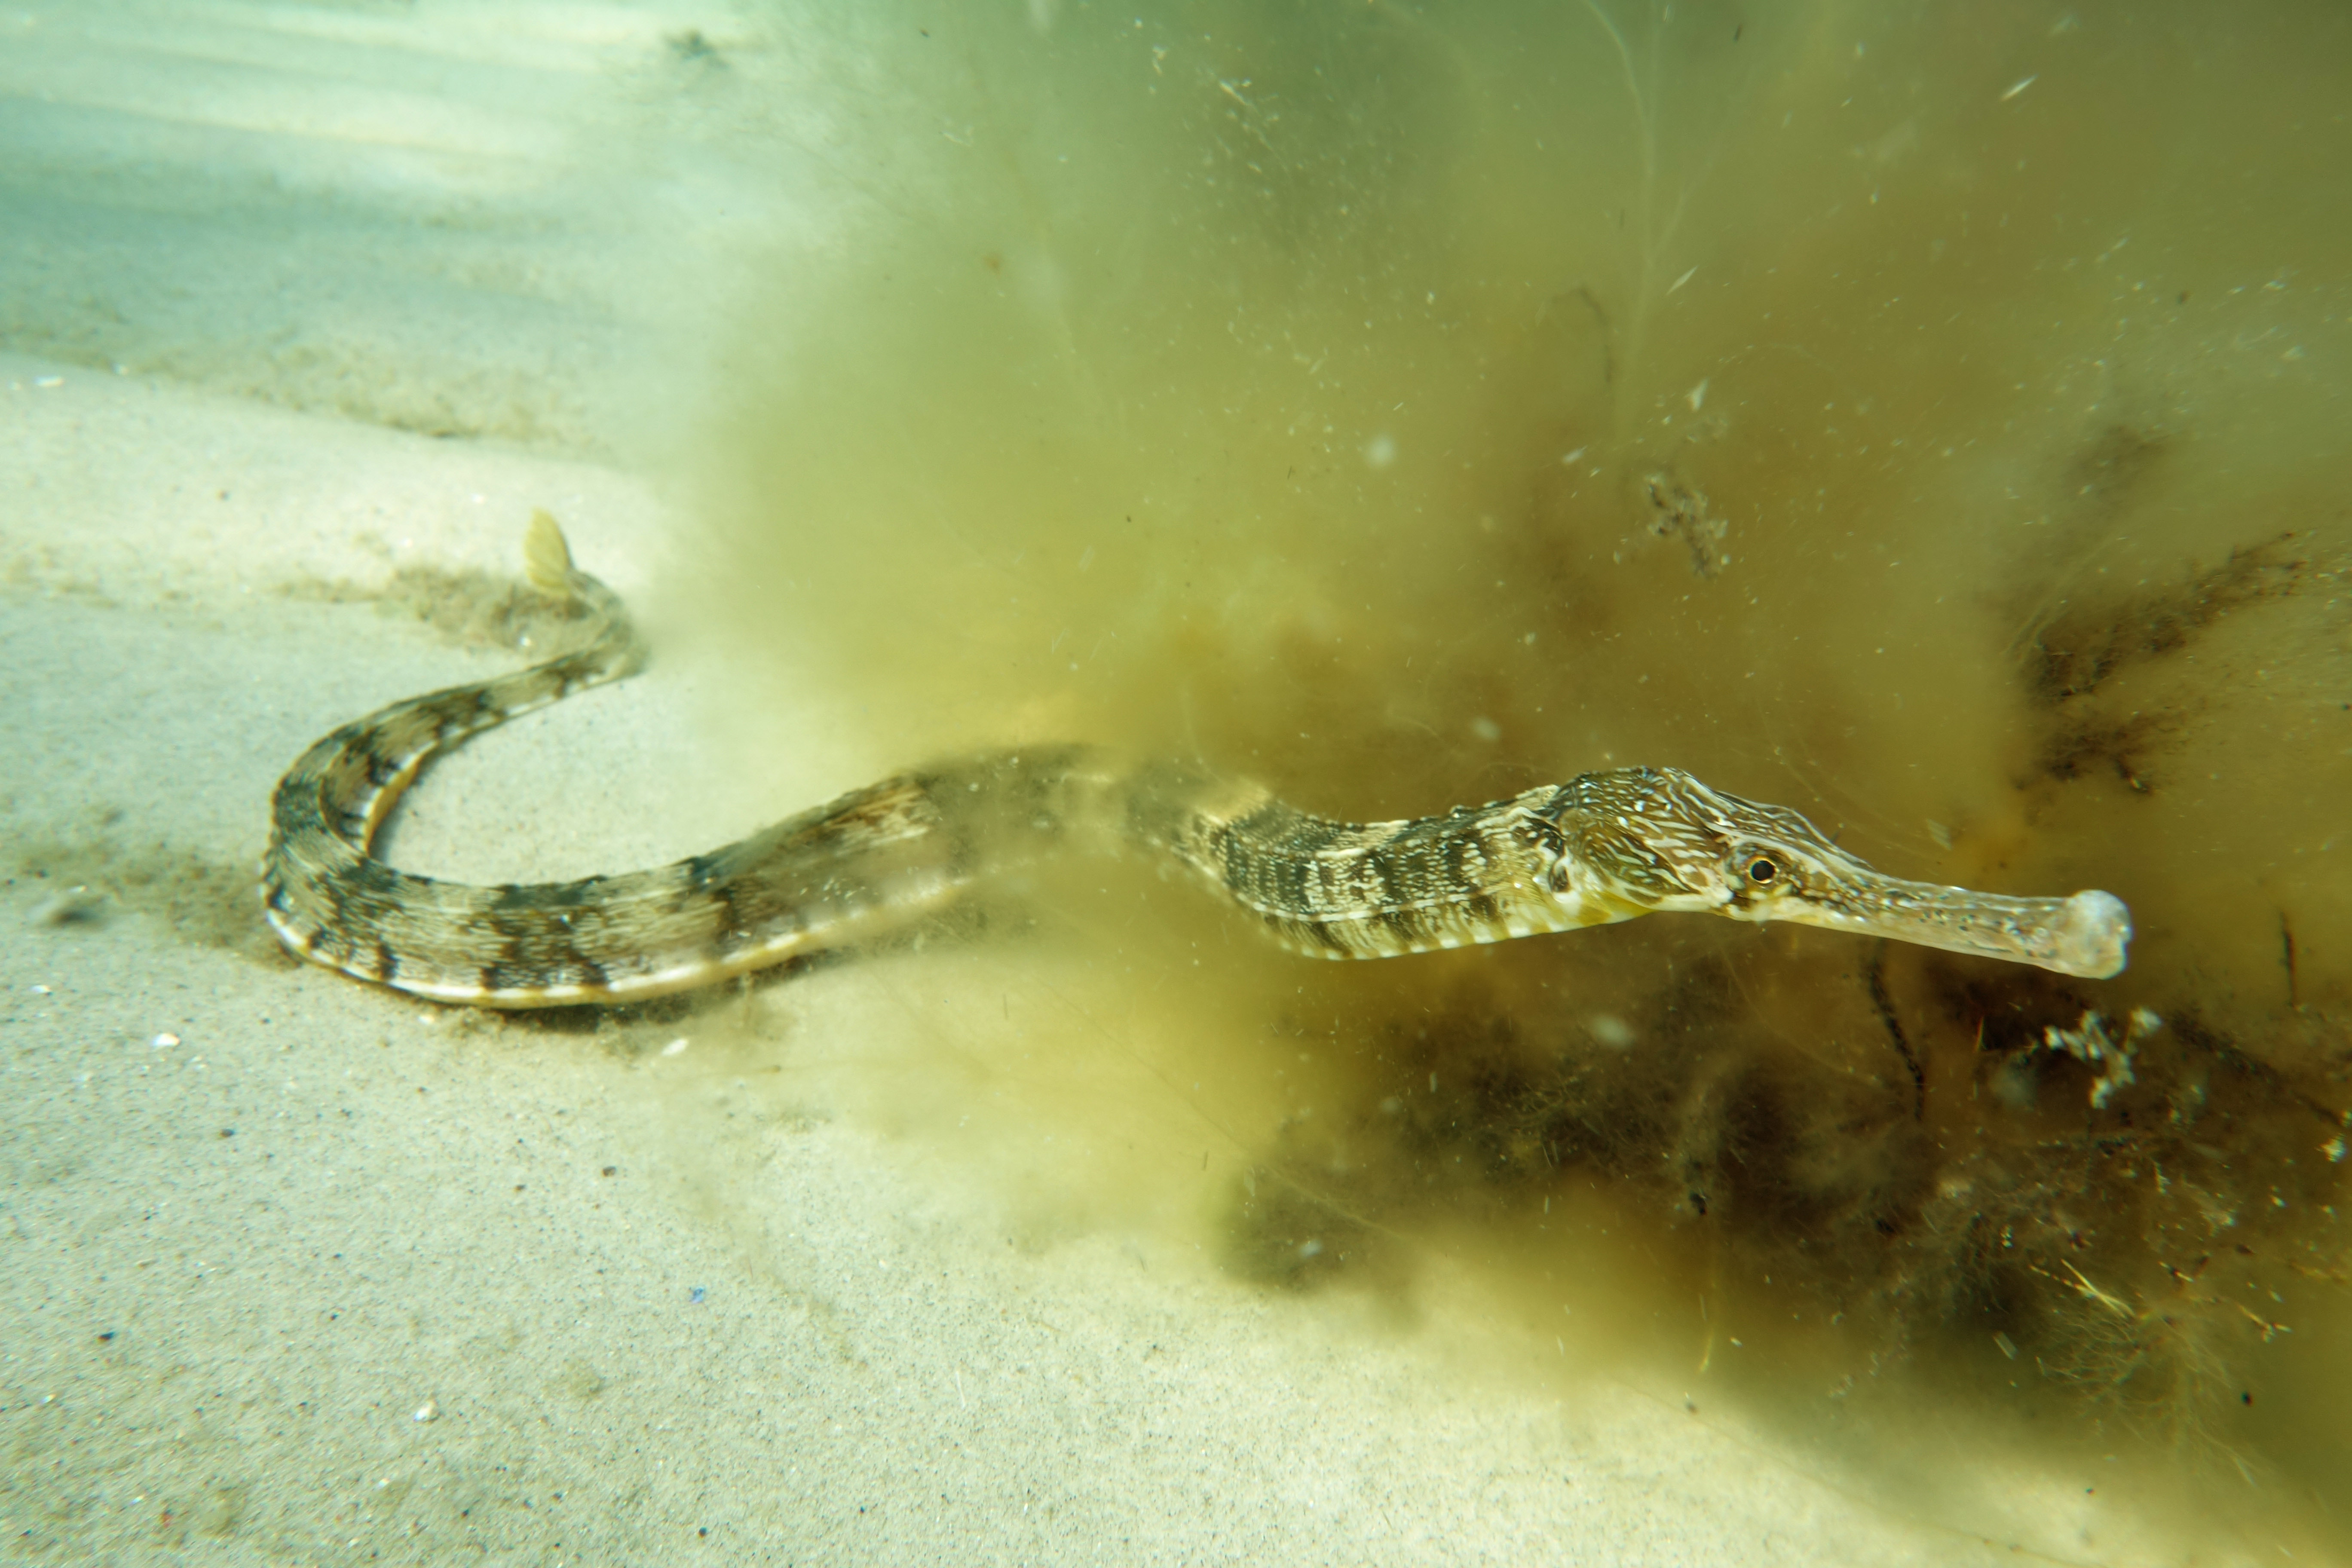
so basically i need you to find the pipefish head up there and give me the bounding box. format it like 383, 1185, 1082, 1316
1550, 767, 2130, 979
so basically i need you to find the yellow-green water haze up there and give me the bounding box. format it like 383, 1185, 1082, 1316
651, 0, 2349, 1556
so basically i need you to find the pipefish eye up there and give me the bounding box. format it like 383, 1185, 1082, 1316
1744, 853, 1781, 885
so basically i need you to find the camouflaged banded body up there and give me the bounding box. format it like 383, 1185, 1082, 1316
263, 520, 2130, 1008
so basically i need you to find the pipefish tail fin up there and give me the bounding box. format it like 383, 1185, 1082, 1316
519, 510, 647, 677
523, 508, 580, 599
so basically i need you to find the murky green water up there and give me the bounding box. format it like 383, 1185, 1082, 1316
683, 0, 2352, 1553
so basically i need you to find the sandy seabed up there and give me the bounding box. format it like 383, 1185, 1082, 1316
5, 3, 2347, 1564
1, 357, 2111, 1566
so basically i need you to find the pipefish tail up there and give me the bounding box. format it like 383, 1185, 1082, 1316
261, 517, 2131, 1008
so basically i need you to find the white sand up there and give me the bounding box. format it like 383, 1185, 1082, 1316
0, 4, 2286, 1563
